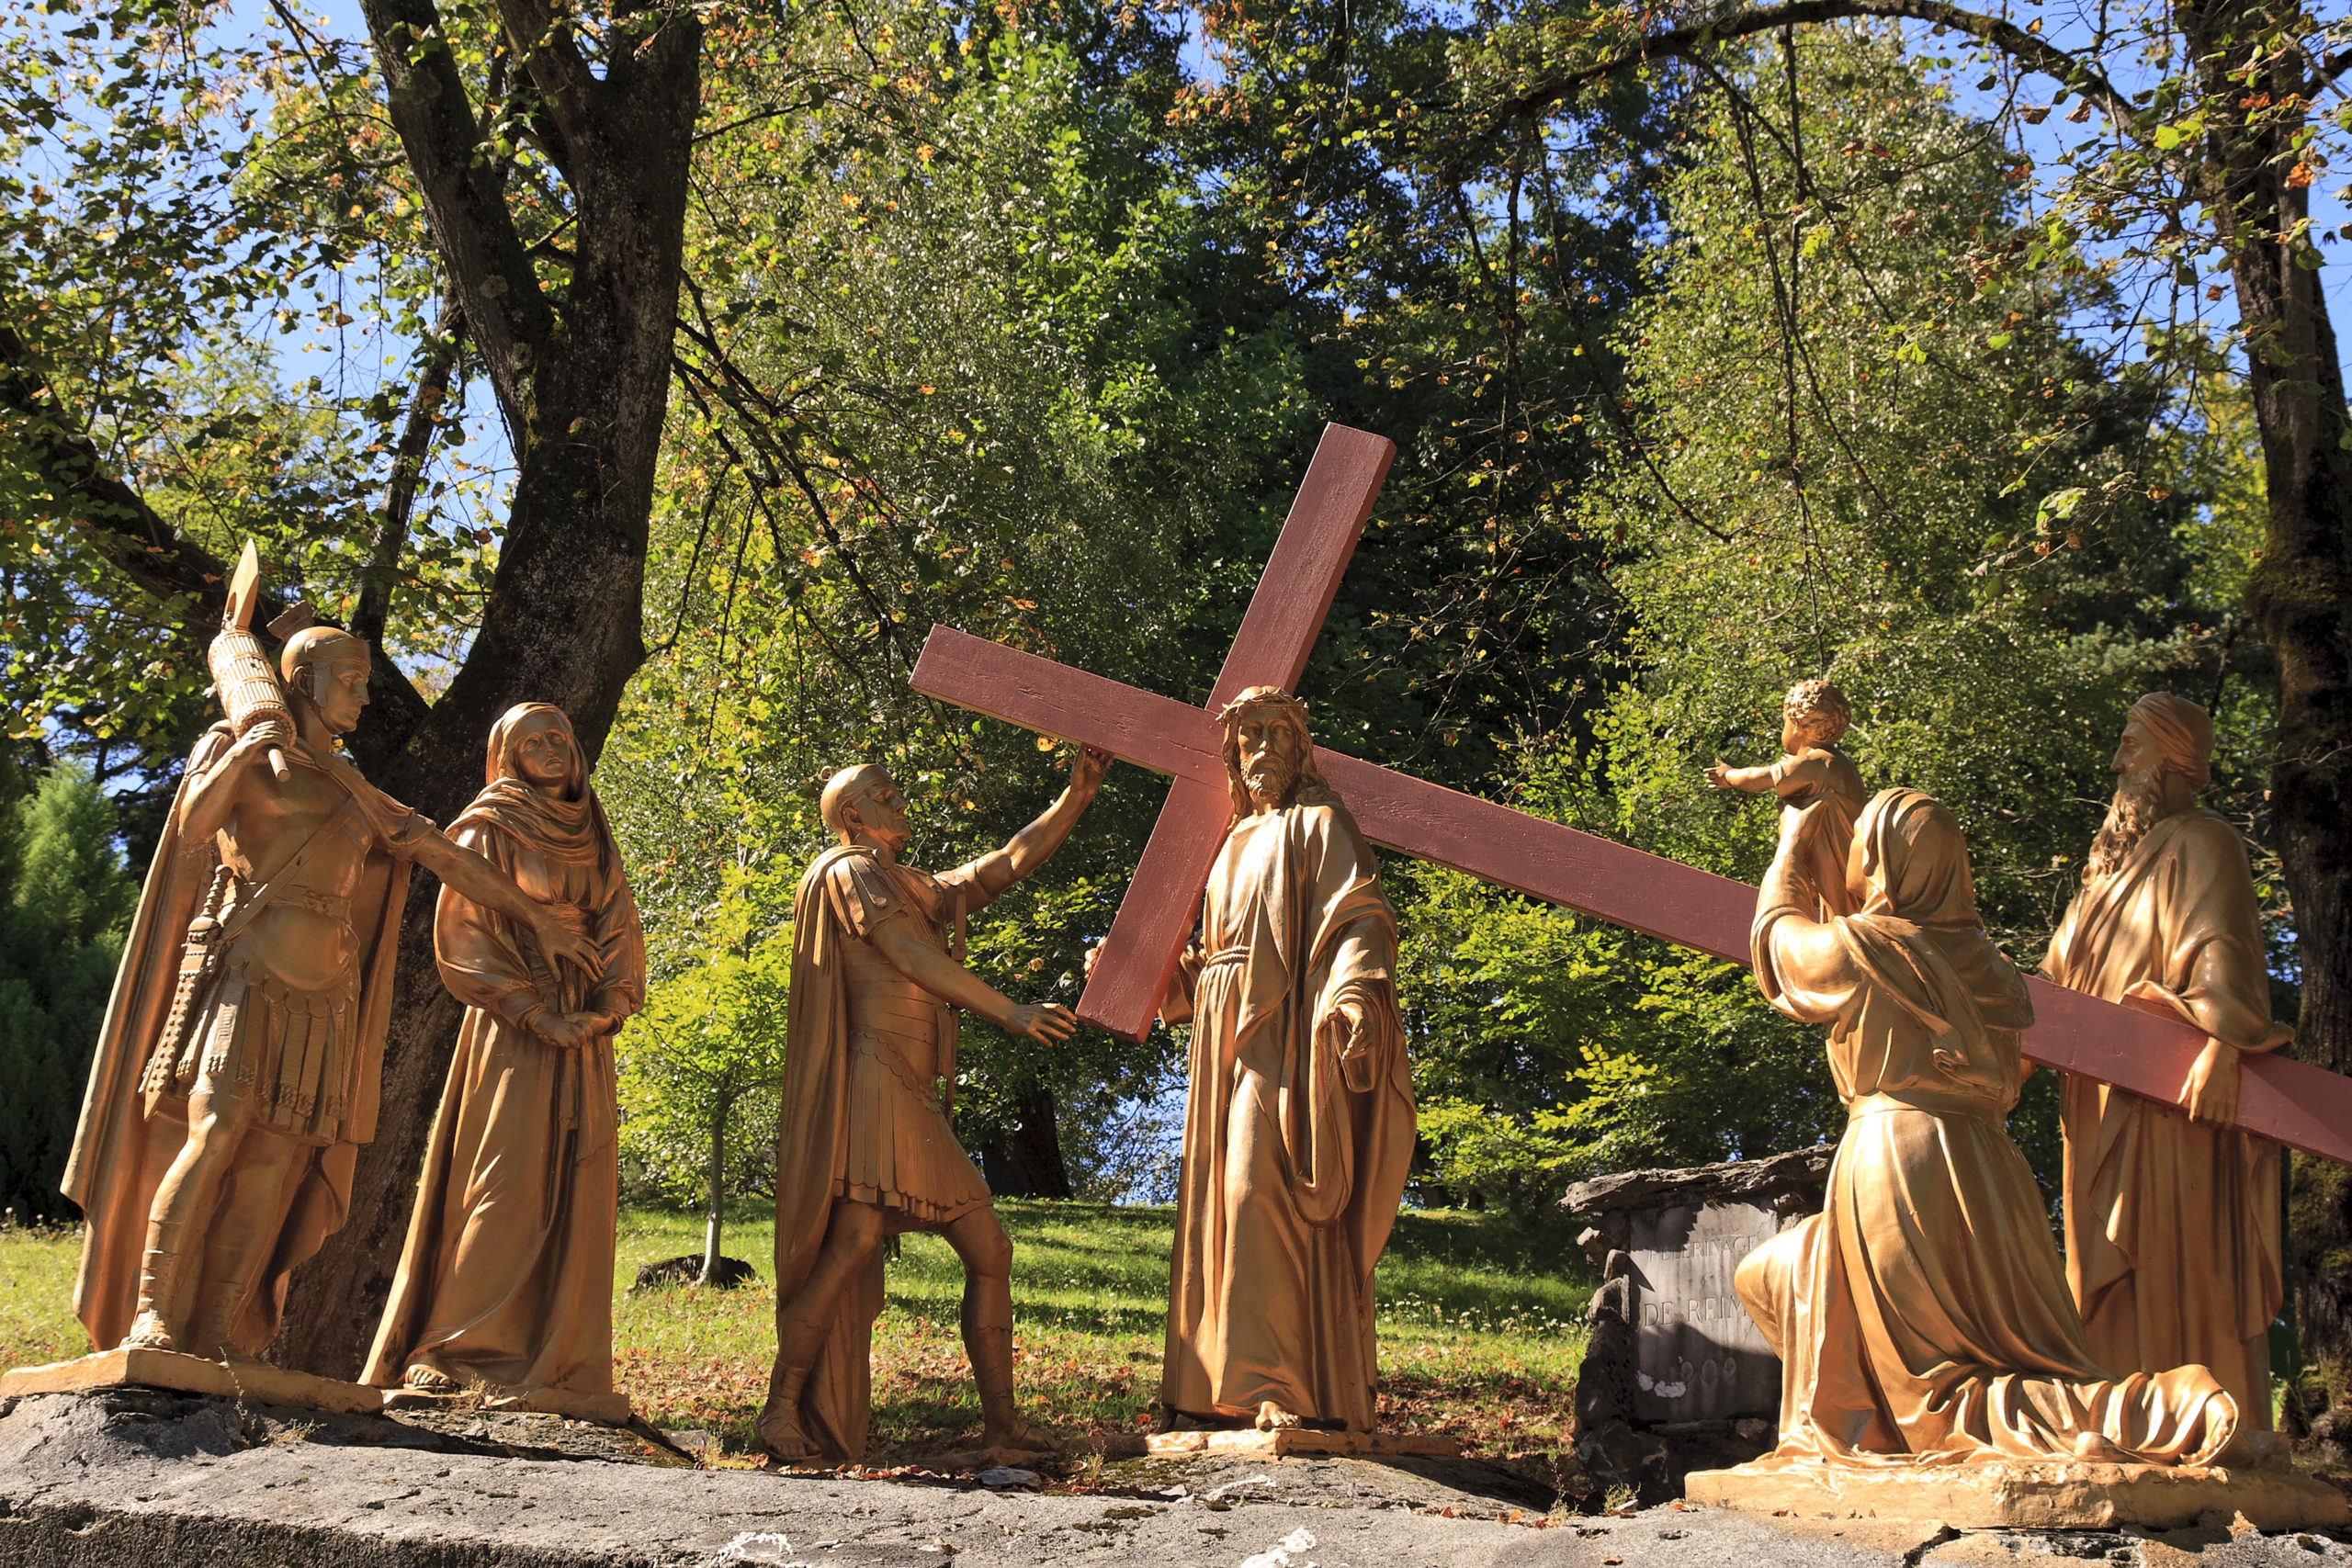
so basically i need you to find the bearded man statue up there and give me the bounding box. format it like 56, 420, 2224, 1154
2042, 692, 2291, 1427
1139, 686, 1414, 1435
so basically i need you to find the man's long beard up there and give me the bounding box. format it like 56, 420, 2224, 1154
1244, 759, 1298, 810
2086, 771, 2166, 883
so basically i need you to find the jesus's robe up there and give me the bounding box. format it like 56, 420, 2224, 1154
2042, 808, 2290, 1426
1160, 793, 1414, 1432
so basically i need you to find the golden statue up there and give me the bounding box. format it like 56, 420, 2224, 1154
363, 704, 647, 1409
1141, 687, 1413, 1435
758, 746, 1111, 1463
1735, 787, 2242, 1465
64, 549, 598, 1363
1706, 678, 1868, 918
2041, 693, 2290, 1427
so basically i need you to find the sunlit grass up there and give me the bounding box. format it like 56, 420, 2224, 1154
0, 1220, 83, 1370
613, 1200, 1593, 1461
4, 1202, 1592, 1464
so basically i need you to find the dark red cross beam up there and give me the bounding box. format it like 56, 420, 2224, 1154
910, 423, 2352, 1168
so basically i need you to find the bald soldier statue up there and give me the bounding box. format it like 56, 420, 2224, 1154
758, 748, 1110, 1463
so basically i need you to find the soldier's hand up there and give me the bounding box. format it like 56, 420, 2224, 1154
1703, 760, 1735, 790
1007, 1001, 1078, 1044
1082, 943, 1101, 979
1070, 745, 1113, 796
220, 725, 286, 778
2178, 1037, 2242, 1127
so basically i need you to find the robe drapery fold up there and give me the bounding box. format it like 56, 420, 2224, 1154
363, 705, 645, 1399
1738, 788, 2238, 1467
65, 726, 411, 1354
1162, 795, 1414, 1433
2042, 808, 2289, 1424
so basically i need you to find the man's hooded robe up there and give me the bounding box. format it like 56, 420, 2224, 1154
1161, 788, 1414, 1432
764, 845, 990, 1463
1737, 789, 2238, 1467
63, 727, 413, 1354
2042, 807, 2290, 1424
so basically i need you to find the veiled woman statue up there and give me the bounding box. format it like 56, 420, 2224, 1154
363, 704, 645, 1409
1736, 786, 2242, 1467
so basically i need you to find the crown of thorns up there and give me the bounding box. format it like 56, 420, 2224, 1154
1215, 686, 1309, 727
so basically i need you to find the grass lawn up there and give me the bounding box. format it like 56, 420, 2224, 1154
4, 1201, 1593, 1464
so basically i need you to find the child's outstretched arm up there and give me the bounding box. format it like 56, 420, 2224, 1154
1704, 760, 1772, 792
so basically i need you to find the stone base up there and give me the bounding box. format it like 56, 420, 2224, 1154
0, 1346, 384, 1416
1688, 1458, 2350, 1532
379, 1383, 632, 1425
1146, 1427, 1460, 1458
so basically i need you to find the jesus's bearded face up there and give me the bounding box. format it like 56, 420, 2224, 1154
1232, 709, 1306, 813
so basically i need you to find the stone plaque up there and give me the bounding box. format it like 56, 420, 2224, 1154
1627, 1200, 1802, 1423
1561, 1143, 1834, 1501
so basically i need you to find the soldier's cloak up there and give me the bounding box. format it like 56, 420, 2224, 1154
63, 728, 411, 1352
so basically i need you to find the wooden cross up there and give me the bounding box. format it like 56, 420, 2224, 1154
910, 423, 2352, 1168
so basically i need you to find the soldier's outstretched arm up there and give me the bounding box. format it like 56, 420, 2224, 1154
961, 745, 1112, 897
411, 830, 602, 976
872, 920, 1076, 1044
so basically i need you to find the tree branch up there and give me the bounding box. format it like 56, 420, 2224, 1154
353, 298, 466, 649
359, 0, 553, 442
1474, 0, 2137, 153
0, 322, 432, 739
492, 0, 599, 160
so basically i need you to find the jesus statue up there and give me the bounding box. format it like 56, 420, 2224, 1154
1124, 686, 1415, 1434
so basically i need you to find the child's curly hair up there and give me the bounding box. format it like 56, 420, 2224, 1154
1783, 678, 1851, 746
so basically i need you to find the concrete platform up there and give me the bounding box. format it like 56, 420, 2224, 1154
1690, 1456, 2351, 1531
4, 1387, 2346, 1565
0, 1345, 384, 1415
1147, 1426, 1461, 1458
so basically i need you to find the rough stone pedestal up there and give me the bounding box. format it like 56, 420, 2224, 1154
0, 1346, 383, 1416
1563, 1145, 1835, 1501
1689, 1458, 2352, 1531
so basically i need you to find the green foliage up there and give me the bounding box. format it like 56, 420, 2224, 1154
1571, 28, 2271, 943
0, 0, 503, 808
1400, 864, 1839, 1215
605, 8, 1287, 1188
1397, 28, 2277, 1210
616, 881, 792, 1221
0, 764, 136, 1223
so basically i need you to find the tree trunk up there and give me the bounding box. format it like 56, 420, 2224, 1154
2193, 1, 2352, 1457
271, 3, 704, 1379
981, 1085, 1074, 1200
701, 1103, 728, 1287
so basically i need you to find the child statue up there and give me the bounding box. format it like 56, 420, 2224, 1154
1705, 678, 1867, 917
363, 704, 646, 1411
